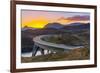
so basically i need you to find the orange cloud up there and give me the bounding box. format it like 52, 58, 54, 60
57, 15, 90, 24
57, 19, 73, 24
67, 15, 90, 21
57, 17, 75, 24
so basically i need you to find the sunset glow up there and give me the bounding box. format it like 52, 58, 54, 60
21, 10, 90, 28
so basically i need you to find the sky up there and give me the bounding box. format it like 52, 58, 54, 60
21, 10, 90, 28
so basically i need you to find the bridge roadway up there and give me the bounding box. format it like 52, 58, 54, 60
32, 35, 84, 56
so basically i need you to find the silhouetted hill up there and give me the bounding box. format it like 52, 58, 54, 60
44, 22, 90, 30
22, 27, 37, 31
62, 23, 90, 31
44, 22, 63, 29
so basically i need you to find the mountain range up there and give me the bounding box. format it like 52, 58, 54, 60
22, 22, 90, 31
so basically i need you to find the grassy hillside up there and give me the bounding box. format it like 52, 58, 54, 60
21, 48, 90, 63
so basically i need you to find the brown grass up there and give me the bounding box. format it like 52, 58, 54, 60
21, 48, 90, 63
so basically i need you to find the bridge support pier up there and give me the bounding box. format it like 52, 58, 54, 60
32, 45, 45, 56
32, 45, 38, 56
47, 50, 50, 54
32, 44, 57, 57
40, 48, 44, 55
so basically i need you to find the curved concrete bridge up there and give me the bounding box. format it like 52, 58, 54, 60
32, 35, 84, 56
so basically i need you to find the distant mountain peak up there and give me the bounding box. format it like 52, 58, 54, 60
62, 22, 90, 31
44, 22, 63, 29
22, 26, 37, 31
65, 22, 89, 26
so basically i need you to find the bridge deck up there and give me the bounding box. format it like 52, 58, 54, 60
33, 35, 84, 51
